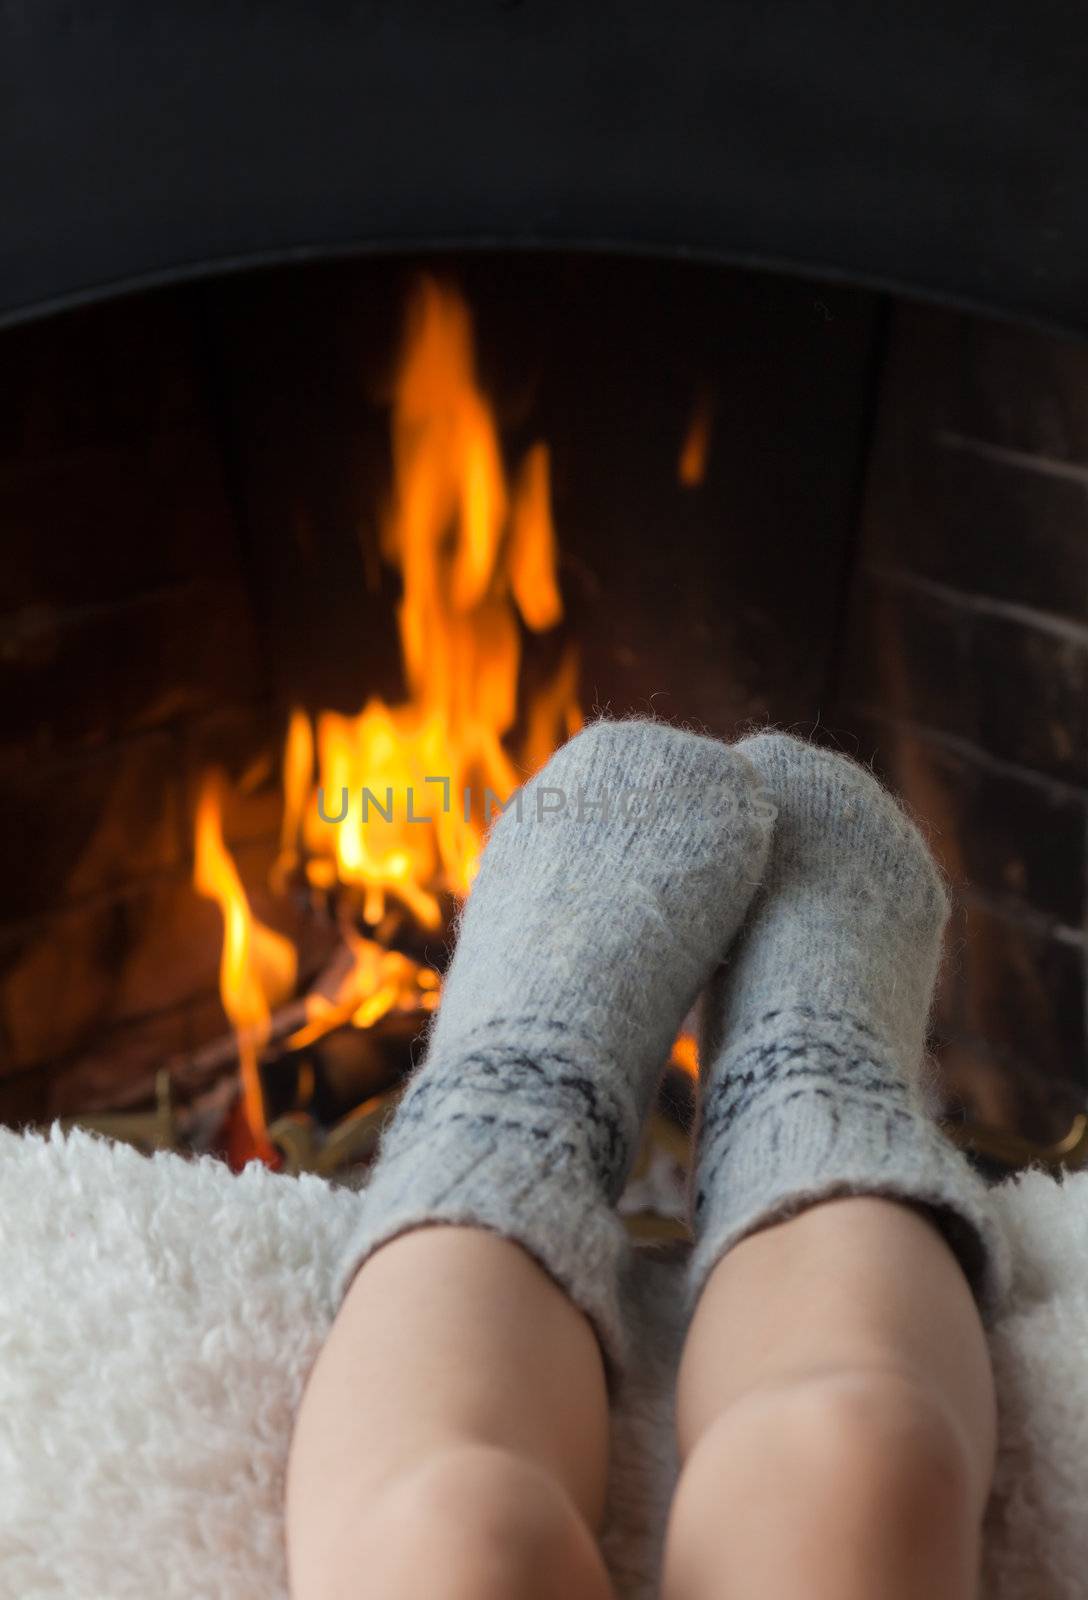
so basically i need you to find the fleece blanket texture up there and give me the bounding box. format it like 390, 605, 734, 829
0, 1127, 1083, 1600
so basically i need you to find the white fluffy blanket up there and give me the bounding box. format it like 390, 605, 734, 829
0, 1127, 1083, 1599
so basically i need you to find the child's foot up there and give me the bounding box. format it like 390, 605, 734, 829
335, 717, 773, 1377
688, 733, 1009, 1317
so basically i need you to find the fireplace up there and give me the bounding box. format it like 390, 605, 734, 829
1, 245, 1084, 1172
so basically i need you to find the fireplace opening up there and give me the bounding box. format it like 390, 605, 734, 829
1, 251, 1084, 1179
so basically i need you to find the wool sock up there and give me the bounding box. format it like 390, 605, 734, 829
333, 718, 773, 1379
688, 733, 1010, 1319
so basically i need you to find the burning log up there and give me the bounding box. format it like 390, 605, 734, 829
167, 998, 309, 1096
184, 279, 581, 1165
169, 990, 430, 1122
165, 904, 438, 1146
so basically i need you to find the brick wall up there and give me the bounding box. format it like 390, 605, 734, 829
0, 291, 291, 1122
835, 304, 1088, 1140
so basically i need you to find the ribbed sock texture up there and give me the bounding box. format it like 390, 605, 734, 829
334, 717, 774, 1380
688, 733, 1011, 1320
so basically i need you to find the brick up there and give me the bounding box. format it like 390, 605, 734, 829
0, 391, 265, 757
0, 733, 182, 921
935, 1037, 1086, 1148
840, 572, 976, 741
885, 303, 1088, 466
37, 1006, 195, 1121
844, 572, 1088, 788
0, 424, 250, 616
866, 428, 1088, 625
0, 453, 159, 614
0, 997, 221, 1126
855, 717, 1086, 927
957, 901, 1085, 1086
0, 575, 262, 756
970, 613, 1088, 787
0, 289, 209, 466
836, 294, 1088, 1153
0, 839, 300, 1077
0, 879, 221, 1075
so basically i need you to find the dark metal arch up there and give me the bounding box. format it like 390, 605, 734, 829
2, 2, 1085, 333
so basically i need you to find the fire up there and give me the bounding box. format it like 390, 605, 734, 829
287, 929, 440, 1052
196, 278, 581, 1156
280, 278, 581, 914
670, 1033, 700, 1079
193, 772, 298, 1160
678, 385, 715, 487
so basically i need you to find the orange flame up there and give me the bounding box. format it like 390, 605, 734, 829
670, 1032, 700, 1080
194, 771, 297, 1161
201, 278, 582, 1156
509, 443, 563, 631
288, 929, 440, 1052
678, 386, 715, 488
280, 277, 581, 915
274, 706, 314, 889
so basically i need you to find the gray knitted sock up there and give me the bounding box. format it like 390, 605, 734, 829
333, 718, 773, 1380
688, 733, 1011, 1320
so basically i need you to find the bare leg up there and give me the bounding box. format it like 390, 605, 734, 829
668, 735, 1005, 1597
287, 1225, 615, 1600
286, 721, 772, 1600
663, 1195, 997, 1600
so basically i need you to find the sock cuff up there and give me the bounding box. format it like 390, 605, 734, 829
392, 1038, 642, 1202
688, 1085, 1012, 1323
331, 1115, 633, 1388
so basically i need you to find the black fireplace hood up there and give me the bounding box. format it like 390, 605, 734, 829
2, 2, 1086, 335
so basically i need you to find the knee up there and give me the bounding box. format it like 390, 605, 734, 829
363, 1442, 604, 1600
783, 1372, 979, 1527
676, 1368, 982, 1542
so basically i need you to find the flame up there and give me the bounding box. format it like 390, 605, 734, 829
194, 772, 298, 1160
288, 929, 440, 1052
201, 277, 581, 1157
522, 643, 584, 778
670, 1033, 699, 1079
509, 443, 563, 631
275, 707, 314, 887
678, 386, 715, 488
281, 277, 580, 913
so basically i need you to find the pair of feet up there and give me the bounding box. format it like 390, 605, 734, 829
335, 720, 1003, 1373
288, 720, 1010, 1600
